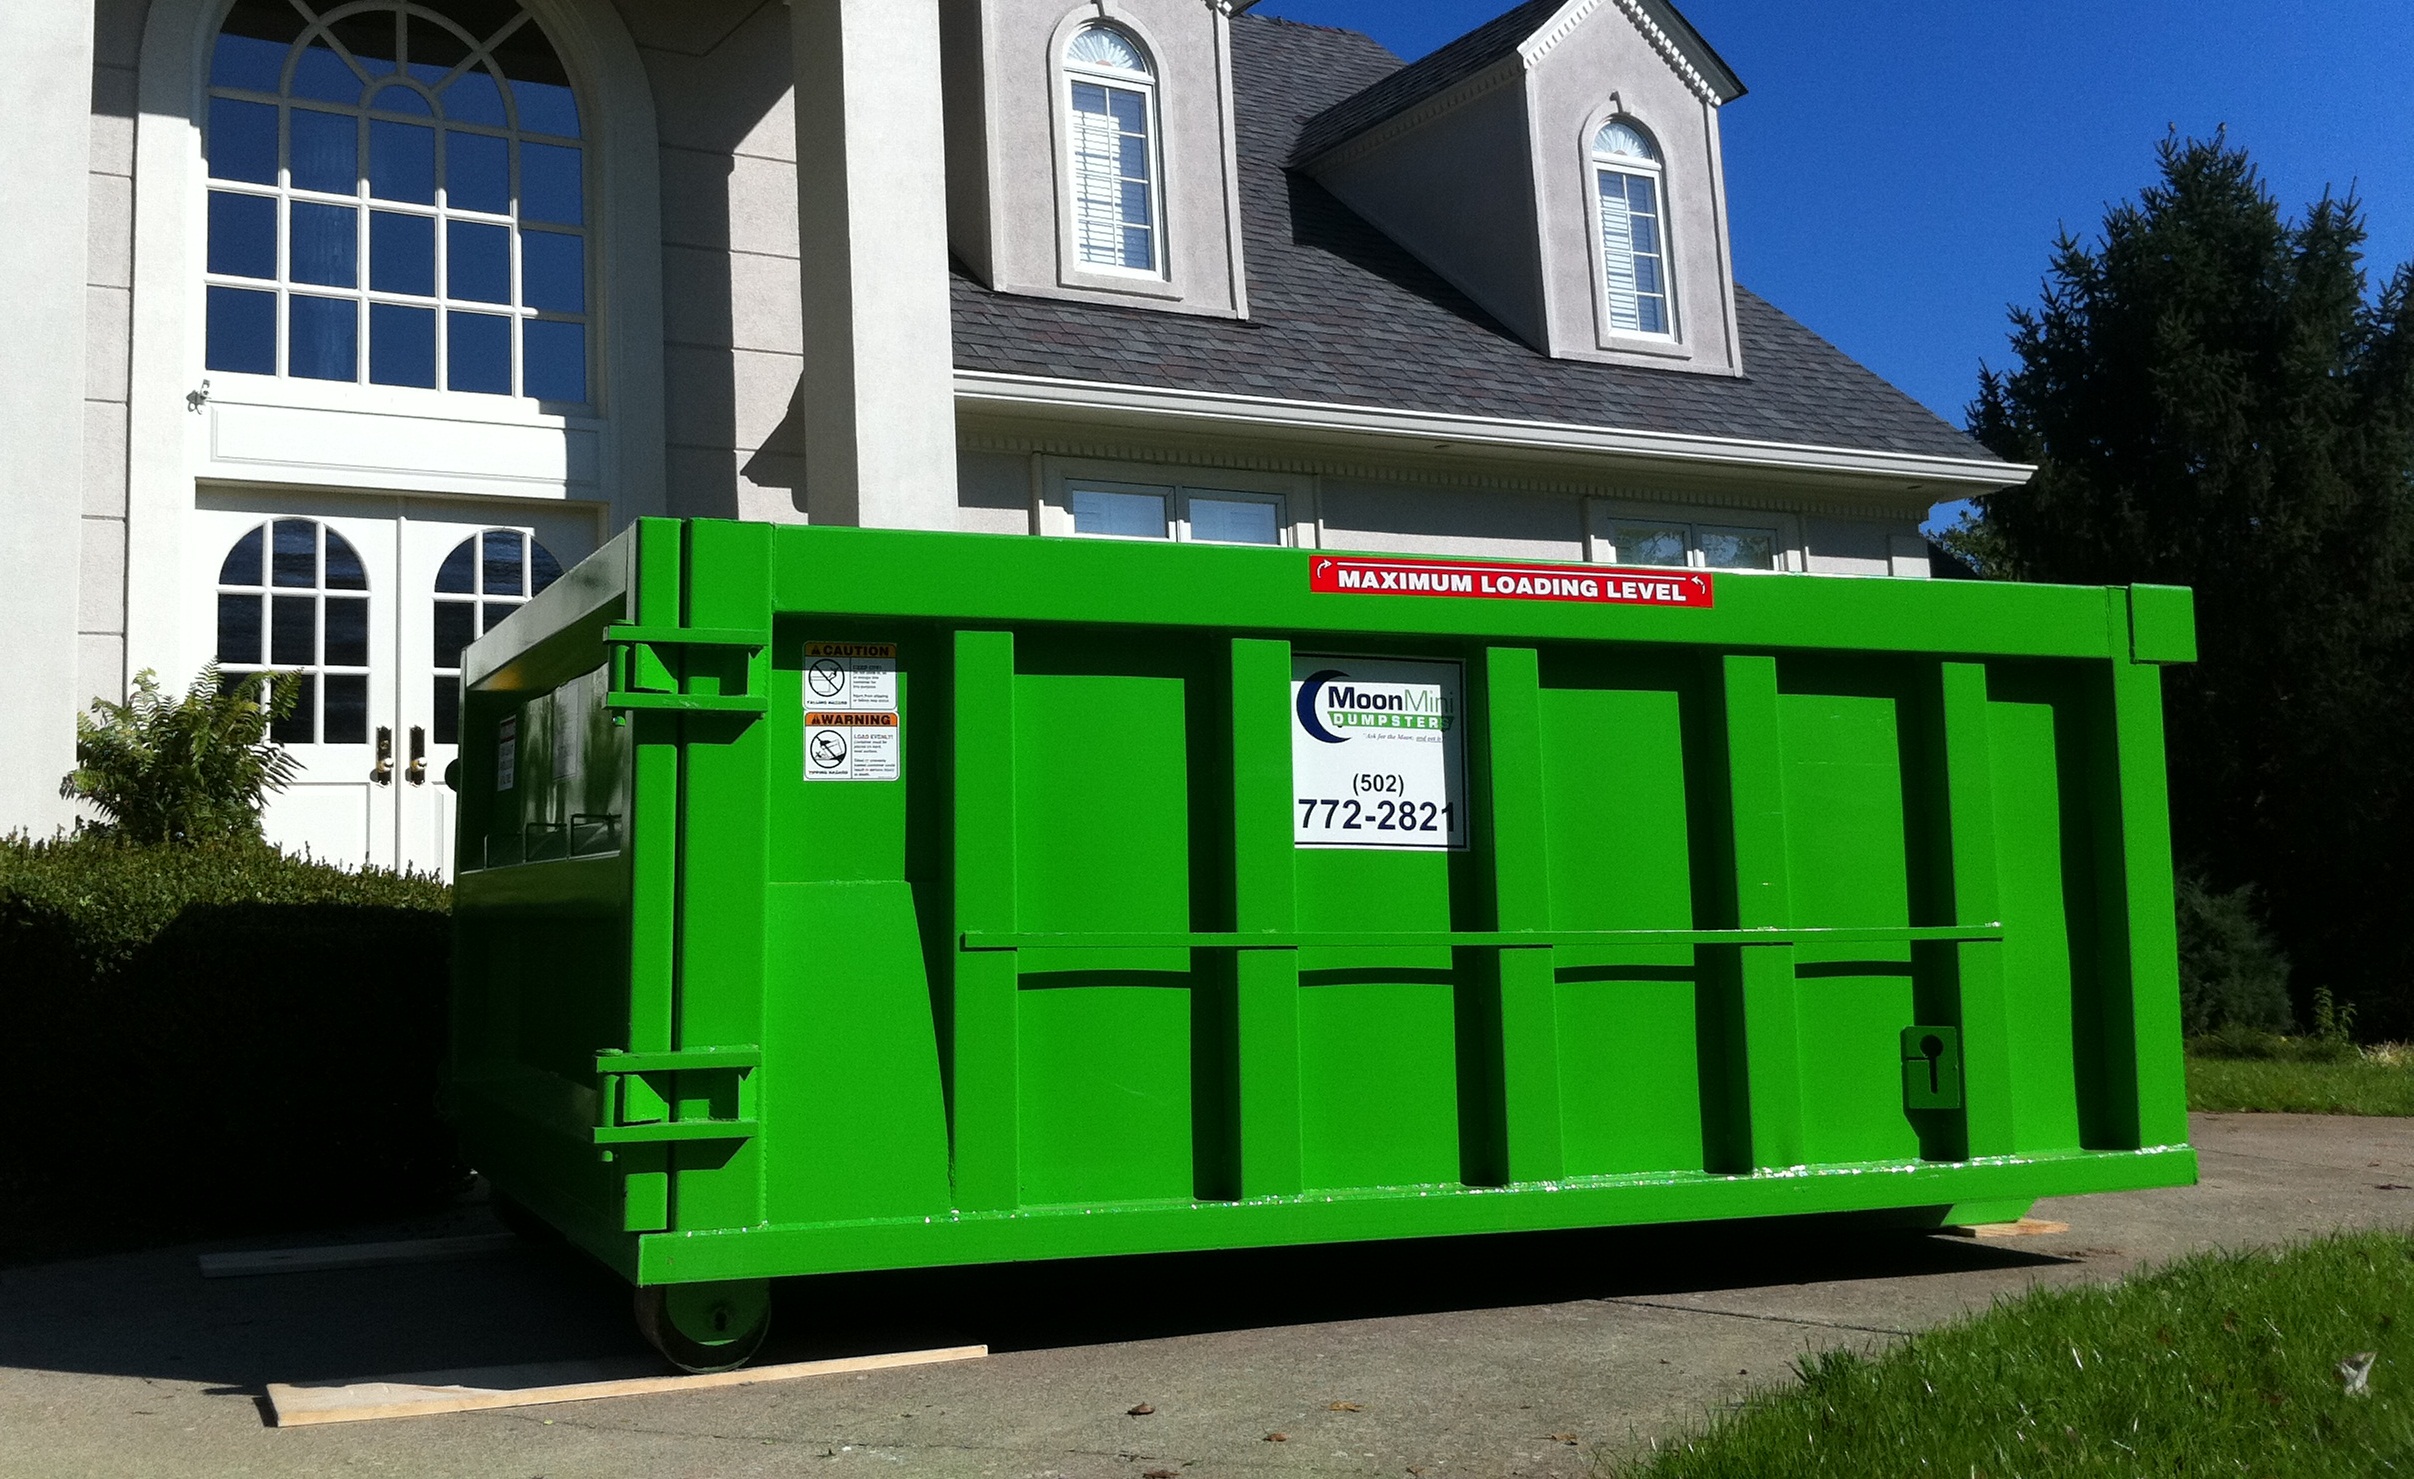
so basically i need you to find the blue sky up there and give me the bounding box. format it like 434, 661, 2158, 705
1251, 0, 2414, 441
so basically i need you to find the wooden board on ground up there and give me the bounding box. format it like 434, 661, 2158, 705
267, 1345, 989, 1427
198, 1233, 520, 1278
1945, 1217, 2072, 1240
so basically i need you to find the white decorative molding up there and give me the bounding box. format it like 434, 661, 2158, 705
958, 432, 1953, 523
207, 403, 599, 496
955, 370, 2029, 505
1303, 0, 1733, 176
1524, 0, 1724, 108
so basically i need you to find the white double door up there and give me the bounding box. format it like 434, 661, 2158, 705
187, 493, 600, 876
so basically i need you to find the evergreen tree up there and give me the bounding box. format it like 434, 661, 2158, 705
1967, 134, 2414, 1033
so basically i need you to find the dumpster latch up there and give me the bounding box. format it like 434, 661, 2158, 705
1901, 1027, 1963, 1111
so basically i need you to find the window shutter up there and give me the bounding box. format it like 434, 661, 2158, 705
1598, 171, 1641, 332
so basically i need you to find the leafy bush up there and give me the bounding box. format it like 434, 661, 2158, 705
59, 667, 298, 845
0, 835, 458, 1261
2174, 872, 2294, 1036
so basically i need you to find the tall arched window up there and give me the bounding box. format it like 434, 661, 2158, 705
204, 0, 591, 404
1063, 24, 1161, 276
431, 529, 561, 743
216, 518, 372, 744
1592, 119, 1671, 337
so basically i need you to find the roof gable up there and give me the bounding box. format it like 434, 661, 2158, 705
1291, 0, 1743, 166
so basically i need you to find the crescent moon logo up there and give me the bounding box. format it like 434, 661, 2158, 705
1296, 669, 1349, 744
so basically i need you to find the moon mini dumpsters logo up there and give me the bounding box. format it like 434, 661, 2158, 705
1290, 656, 1468, 852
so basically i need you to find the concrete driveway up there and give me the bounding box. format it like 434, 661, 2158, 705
3, 1112, 2408, 1478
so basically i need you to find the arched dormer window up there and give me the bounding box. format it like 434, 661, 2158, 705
203, 0, 592, 404
1592, 119, 1671, 338
1063, 24, 1161, 276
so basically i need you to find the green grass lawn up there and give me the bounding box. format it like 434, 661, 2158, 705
1612, 1231, 2414, 1477
2184, 1035, 2414, 1117
2188, 1052, 2414, 1116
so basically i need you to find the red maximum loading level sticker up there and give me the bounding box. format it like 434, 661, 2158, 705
1310, 555, 1715, 608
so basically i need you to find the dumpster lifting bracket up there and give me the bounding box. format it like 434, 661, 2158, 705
603, 624, 771, 718
590, 1043, 761, 1151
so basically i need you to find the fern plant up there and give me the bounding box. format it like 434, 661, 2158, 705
59, 667, 300, 845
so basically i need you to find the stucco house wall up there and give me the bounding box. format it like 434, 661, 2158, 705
943, 0, 1246, 318
1525, 4, 1741, 372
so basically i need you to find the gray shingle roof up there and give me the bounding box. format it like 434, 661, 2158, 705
949, 14, 1995, 466
1288, 0, 1564, 165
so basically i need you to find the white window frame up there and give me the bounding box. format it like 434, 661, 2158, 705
1035, 458, 1317, 547
1060, 24, 1166, 283
196, 3, 598, 417
1587, 117, 1677, 346
1585, 498, 1801, 574
200, 16, 595, 407
128, 0, 667, 536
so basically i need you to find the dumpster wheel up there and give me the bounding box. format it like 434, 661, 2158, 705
634, 1280, 773, 1374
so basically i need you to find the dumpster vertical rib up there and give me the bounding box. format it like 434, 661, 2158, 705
952, 630, 1020, 1210
628, 518, 685, 1054
2106, 652, 2188, 1149
620, 519, 685, 1234
1937, 661, 2016, 1157
667, 520, 773, 1234
1483, 647, 1565, 1183
1720, 655, 1807, 1170
1229, 638, 1303, 1199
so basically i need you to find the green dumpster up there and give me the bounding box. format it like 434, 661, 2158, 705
447, 517, 2199, 1370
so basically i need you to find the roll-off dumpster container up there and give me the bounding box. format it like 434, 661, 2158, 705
447, 517, 2199, 1368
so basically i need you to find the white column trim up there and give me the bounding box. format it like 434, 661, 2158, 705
0, 0, 98, 834
790, 0, 961, 527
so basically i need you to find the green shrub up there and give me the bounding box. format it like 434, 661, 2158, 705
0, 835, 458, 1260
59, 667, 298, 845
2174, 872, 2294, 1036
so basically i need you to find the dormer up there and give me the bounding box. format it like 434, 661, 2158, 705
1293, 0, 1746, 374
941, 0, 1249, 318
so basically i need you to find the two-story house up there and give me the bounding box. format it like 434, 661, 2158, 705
0, 0, 2022, 868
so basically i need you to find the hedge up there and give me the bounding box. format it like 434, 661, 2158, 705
0, 836, 459, 1260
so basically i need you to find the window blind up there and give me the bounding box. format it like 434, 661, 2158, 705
1070, 81, 1155, 272
1598, 169, 1670, 336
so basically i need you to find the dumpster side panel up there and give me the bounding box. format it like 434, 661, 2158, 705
1777, 674, 1925, 1169
1538, 674, 1707, 1178
2102, 654, 2191, 1149
764, 880, 952, 1221
1012, 668, 1198, 1207
1295, 849, 1464, 1191
760, 620, 953, 1226
1985, 679, 2087, 1155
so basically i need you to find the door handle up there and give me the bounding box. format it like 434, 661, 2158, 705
406, 725, 427, 786
372, 726, 394, 785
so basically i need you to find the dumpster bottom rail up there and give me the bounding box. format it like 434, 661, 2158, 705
633, 1142, 2197, 1284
